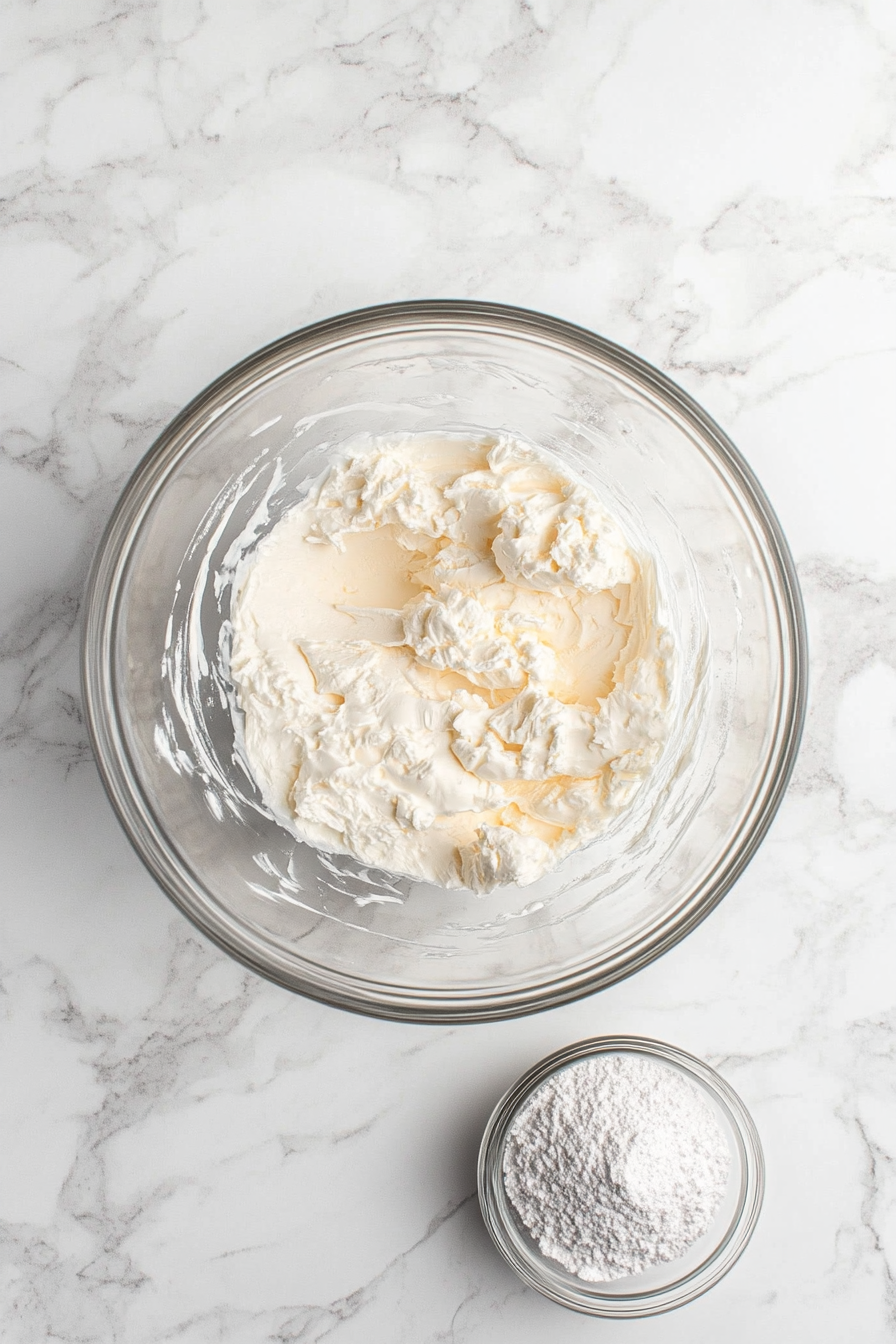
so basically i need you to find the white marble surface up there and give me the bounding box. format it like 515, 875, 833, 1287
2, 0, 896, 1338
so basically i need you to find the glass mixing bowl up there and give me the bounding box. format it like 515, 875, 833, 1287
478, 1036, 765, 1316
81, 301, 806, 1021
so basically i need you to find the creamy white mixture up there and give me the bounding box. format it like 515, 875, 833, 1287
229, 432, 670, 891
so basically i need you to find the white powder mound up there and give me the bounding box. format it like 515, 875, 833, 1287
502, 1053, 731, 1282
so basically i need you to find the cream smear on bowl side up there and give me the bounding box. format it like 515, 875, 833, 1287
229, 432, 672, 892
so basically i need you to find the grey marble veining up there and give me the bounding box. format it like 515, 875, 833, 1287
3, 1, 896, 1339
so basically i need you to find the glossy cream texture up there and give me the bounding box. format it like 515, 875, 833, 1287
229, 434, 671, 891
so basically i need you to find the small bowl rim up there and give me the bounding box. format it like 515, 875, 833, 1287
477, 1033, 765, 1317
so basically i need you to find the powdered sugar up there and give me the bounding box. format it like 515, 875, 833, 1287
502, 1053, 731, 1282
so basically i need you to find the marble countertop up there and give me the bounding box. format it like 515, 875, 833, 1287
3, 1, 896, 1339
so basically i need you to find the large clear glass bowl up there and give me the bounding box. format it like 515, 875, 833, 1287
81, 301, 806, 1021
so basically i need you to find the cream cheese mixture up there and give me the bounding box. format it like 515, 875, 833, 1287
229, 432, 671, 891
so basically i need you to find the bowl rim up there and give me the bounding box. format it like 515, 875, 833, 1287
477, 1034, 766, 1317
81, 298, 808, 1022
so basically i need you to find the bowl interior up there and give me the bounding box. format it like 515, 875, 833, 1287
87, 306, 803, 1018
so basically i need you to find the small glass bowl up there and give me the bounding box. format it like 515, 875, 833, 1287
478, 1035, 765, 1317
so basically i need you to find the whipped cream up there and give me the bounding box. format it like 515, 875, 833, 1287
229, 433, 671, 892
